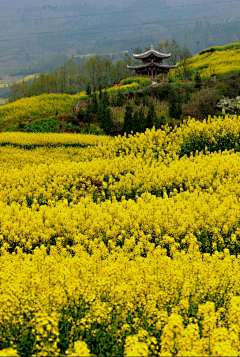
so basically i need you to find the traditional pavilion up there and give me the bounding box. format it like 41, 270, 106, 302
127, 45, 177, 83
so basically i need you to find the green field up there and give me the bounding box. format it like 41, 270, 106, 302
0, 74, 39, 87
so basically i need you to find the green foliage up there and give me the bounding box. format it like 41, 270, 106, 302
194, 72, 202, 89
134, 92, 141, 106
132, 111, 139, 134
169, 91, 182, 120
116, 92, 124, 107
142, 93, 149, 107
102, 90, 110, 108
86, 83, 92, 97
146, 103, 157, 129
7, 56, 137, 103
4, 117, 58, 133
138, 107, 145, 133
77, 109, 86, 123
122, 106, 133, 135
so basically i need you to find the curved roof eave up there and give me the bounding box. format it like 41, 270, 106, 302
133, 50, 171, 59
127, 63, 178, 69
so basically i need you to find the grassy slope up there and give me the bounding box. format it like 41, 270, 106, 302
190, 42, 240, 80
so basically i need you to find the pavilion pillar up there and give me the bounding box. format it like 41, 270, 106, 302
151, 68, 153, 82
166, 71, 168, 83
162, 71, 164, 83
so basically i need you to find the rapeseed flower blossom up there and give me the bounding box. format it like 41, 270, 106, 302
0, 114, 240, 355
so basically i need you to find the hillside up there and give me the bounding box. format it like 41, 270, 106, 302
0, 77, 151, 131
189, 42, 240, 79
1, 40, 240, 135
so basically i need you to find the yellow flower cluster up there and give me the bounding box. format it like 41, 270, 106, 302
0, 92, 88, 128
190, 46, 240, 78
1, 114, 240, 355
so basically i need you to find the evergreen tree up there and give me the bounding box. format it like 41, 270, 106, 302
169, 90, 182, 119
138, 107, 145, 133
103, 108, 114, 135
122, 106, 133, 135
132, 111, 139, 134
98, 106, 113, 134
102, 90, 110, 108
85, 102, 93, 128
77, 109, 86, 123
98, 84, 103, 100
86, 83, 92, 97
91, 92, 98, 114
146, 103, 157, 129
134, 92, 141, 106
116, 92, 124, 106
194, 71, 202, 89
142, 94, 149, 107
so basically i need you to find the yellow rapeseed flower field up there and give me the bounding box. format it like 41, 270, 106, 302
1, 114, 240, 356
190, 43, 240, 79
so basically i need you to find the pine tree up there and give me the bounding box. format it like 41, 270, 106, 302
85, 101, 93, 128
116, 92, 124, 107
134, 92, 141, 106
86, 83, 92, 97
91, 92, 98, 114
146, 103, 157, 129
132, 111, 139, 134
194, 71, 202, 89
77, 109, 86, 123
142, 93, 149, 107
122, 106, 133, 135
169, 90, 182, 119
102, 90, 110, 108
138, 107, 145, 133
98, 84, 103, 100
103, 108, 114, 135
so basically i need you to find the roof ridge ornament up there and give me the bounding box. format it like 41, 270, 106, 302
151, 45, 153, 50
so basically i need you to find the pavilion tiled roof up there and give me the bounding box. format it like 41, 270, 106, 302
127, 62, 177, 70
133, 45, 171, 60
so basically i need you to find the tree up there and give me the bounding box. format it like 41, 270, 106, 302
91, 91, 98, 114
122, 106, 133, 135
138, 107, 145, 133
155, 39, 181, 65
116, 92, 124, 107
103, 108, 113, 135
102, 90, 110, 108
132, 111, 139, 134
169, 90, 182, 119
194, 71, 202, 89
177, 46, 193, 80
99, 84, 103, 100
86, 83, 92, 97
64, 58, 77, 94
146, 103, 157, 129
134, 92, 141, 106
85, 101, 93, 128
142, 93, 149, 107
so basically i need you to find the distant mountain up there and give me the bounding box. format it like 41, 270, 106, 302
0, 0, 240, 77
